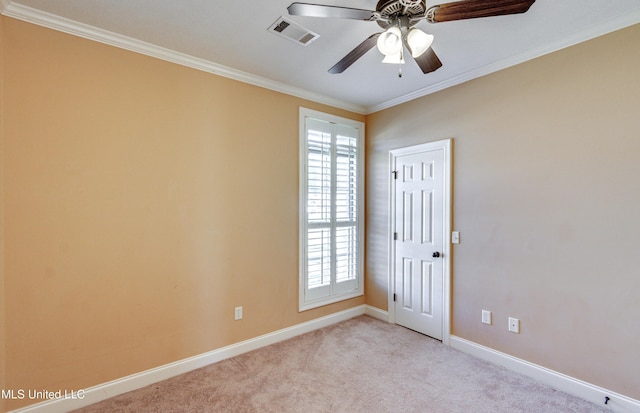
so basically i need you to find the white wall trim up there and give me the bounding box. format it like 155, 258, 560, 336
7, 306, 639, 413
450, 335, 640, 413
298, 108, 366, 312
8, 306, 366, 413
0, 1, 366, 115
3, 2, 639, 115
364, 305, 389, 322
366, 10, 640, 114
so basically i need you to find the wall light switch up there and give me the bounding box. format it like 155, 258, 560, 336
452, 231, 460, 244
482, 310, 492, 325
234, 306, 243, 320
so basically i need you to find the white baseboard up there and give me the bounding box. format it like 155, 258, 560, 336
364, 305, 389, 322
9, 305, 366, 413
15, 309, 635, 413
450, 335, 640, 413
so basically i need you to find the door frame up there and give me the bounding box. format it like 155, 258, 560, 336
388, 139, 452, 346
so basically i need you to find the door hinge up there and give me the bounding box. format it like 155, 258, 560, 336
392, 170, 398, 179
393, 232, 398, 240
393, 293, 397, 302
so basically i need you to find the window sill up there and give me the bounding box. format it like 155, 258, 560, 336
299, 290, 364, 312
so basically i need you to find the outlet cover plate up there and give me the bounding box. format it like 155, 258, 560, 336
508, 317, 520, 333
482, 310, 492, 325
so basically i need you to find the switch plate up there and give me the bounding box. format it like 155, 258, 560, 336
452, 231, 460, 244
234, 306, 243, 320
482, 310, 492, 325
508, 317, 520, 333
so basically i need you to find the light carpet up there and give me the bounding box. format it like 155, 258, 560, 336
73, 315, 609, 412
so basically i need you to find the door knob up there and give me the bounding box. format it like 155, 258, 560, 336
432, 251, 441, 258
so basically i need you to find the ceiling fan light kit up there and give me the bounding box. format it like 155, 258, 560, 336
377, 22, 433, 64
377, 26, 403, 56
382, 51, 405, 64
406, 28, 434, 58
287, 0, 536, 75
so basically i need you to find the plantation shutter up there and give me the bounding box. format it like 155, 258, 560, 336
334, 124, 359, 293
306, 118, 333, 300
303, 116, 360, 304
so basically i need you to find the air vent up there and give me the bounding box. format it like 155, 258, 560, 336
268, 17, 319, 46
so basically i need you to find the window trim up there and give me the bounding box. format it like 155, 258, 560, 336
299, 108, 365, 312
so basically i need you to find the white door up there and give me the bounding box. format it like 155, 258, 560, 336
390, 141, 450, 340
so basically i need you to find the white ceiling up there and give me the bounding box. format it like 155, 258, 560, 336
2, 0, 639, 114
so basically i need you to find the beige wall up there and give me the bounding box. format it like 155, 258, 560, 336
2, 10, 639, 411
0, 16, 365, 411
1, 14, 6, 413
366, 24, 640, 399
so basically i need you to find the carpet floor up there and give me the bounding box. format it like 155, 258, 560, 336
72, 315, 609, 412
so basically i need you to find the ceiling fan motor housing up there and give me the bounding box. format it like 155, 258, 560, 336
399, 0, 423, 7
376, 0, 426, 28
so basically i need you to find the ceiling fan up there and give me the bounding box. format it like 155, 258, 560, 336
287, 0, 536, 75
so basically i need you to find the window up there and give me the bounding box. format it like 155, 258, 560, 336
299, 108, 364, 311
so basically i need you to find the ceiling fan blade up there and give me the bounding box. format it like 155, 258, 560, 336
413, 48, 442, 74
426, 0, 535, 23
288, 2, 377, 21
328, 33, 381, 74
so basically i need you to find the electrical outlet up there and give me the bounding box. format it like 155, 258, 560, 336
482, 310, 492, 325
234, 306, 243, 320
508, 317, 520, 333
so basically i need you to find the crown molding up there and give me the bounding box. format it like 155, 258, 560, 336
0, 1, 367, 115
367, 10, 640, 114
3, 1, 638, 115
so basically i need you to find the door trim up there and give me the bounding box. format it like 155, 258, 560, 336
388, 139, 452, 346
